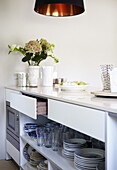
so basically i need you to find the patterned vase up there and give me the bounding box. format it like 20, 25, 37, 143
100, 64, 113, 91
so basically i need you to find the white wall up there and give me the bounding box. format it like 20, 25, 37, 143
0, 0, 117, 159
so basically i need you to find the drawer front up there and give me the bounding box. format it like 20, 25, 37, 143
6, 133, 20, 151
48, 99, 105, 142
6, 140, 20, 165
10, 93, 37, 119
5, 89, 21, 102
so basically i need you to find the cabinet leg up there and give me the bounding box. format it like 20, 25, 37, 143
106, 113, 117, 170
5, 152, 11, 160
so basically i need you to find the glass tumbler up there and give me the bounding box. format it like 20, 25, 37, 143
52, 126, 60, 151
36, 127, 44, 147
44, 127, 52, 148
62, 127, 70, 142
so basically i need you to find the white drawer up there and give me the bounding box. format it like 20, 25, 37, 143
10, 93, 37, 119
10, 93, 47, 119
6, 140, 20, 165
5, 89, 21, 102
48, 99, 106, 142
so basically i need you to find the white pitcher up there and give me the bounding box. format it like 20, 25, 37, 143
110, 68, 117, 92
40, 66, 54, 86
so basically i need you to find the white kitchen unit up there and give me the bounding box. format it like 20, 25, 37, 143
5, 86, 117, 170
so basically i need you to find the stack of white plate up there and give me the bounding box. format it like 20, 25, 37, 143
74, 148, 105, 170
62, 149, 74, 160
62, 138, 87, 160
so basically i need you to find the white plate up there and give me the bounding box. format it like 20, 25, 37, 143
91, 90, 117, 98
91, 91, 117, 97
74, 162, 97, 170
75, 148, 105, 160
23, 144, 34, 161
64, 138, 87, 145
60, 85, 88, 92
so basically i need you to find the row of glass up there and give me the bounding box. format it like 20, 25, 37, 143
24, 122, 88, 151
24, 122, 105, 151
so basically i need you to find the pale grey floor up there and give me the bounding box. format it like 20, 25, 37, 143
0, 160, 19, 170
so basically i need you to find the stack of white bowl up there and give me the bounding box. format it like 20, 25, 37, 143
62, 138, 87, 160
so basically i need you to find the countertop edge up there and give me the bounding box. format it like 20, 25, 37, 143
5, 86, 117, 114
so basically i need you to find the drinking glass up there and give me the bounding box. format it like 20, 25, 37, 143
44, 124, 52, 148
62, 126, 70, 142
36, 127, 44, 147
52, 126, 60, 151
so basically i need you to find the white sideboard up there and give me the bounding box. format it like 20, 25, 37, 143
5, 86, 117, 170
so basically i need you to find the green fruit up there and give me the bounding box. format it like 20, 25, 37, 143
60, 82, 64, 85
79, 82, 87, 85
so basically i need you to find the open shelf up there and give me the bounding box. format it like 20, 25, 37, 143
21, 135, 75, 170
21, 162, 37, 170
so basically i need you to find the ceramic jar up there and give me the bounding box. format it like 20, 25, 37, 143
16, 72, 27, 87
28, 66, 39, 87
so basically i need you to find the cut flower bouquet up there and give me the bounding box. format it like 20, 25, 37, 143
8, 38, 59, 66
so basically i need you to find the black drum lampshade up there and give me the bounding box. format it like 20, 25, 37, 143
34, 0, 85, 17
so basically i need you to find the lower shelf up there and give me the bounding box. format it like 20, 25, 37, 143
21, 162, 37, 170
21, 135, 75, 170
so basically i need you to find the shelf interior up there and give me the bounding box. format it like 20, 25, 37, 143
21, 135, 75, 170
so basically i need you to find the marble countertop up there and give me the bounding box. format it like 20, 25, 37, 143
5, 86, 117, 114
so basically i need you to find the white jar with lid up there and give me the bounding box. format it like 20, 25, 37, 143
16, 72, 27, 87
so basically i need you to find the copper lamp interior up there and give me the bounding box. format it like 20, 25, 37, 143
34, 0, 85, 17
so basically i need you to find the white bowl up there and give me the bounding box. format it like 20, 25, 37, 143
60, 85, 88, 92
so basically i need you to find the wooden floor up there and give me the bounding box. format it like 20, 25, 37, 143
0, 160, 19, 170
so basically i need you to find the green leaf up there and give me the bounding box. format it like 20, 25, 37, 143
32, 53, 47, 62
31, 53, 47, 65
40, 53, 47, 59
22, 53, 33, 62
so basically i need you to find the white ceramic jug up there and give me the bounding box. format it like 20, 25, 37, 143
40, 66, 54, 86
110, 68, 117, 92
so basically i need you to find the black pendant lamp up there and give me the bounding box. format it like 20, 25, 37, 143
34, 0, 85, 17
